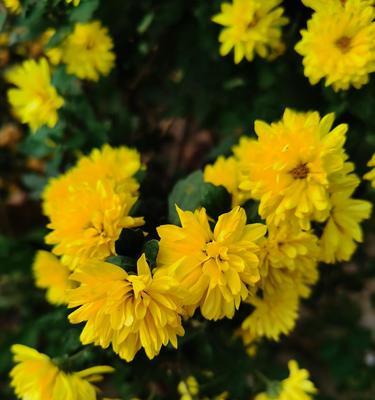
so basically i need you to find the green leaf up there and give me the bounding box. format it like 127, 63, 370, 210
168, 171, 232, 224
106, 255, 136, 271
144, 239, 159, 268
69, 0, 100, 23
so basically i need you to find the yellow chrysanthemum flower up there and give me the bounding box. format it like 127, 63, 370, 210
74, 144, 143, 195
241, 288, 299, 341
68, 255, 185, 362
295, 2, 375, 91
3, 0, 21, 14
320, 167, 372, 263
364, 153, 375, 187
5, 58, 64, 132
62, 21, 115, 81
212, 0, 289, 63
259, 224, 319, 272
45, 179, 144, 269
234, 109, 348, 228
255, 360, 317, 400
157, 206, 266, 320
204, 156, 249, 206
302, 0, 374, 12
33, 250, 75, 305
10, 344, 114, 400
178, 376, 199, 400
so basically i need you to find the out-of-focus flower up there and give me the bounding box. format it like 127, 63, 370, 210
62, 21, 115, 81
10, 344, 114, 400
33, 250, 75, 305
255, 360, 317, 400
178, 376, 199, 400
3, 0, 21, 14
5, 58, 64, 132
212, 0, 288, 63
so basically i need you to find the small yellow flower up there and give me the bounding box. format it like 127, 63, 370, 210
68, 255, 185, 362
44, 178, 144, 269
33, 250, 75, 305
62, 21, 115, 81
10, 344, 114, 400
212, 0, 288, 63
66, 0, 80, 5
3, 0, 21, 14
241, 288, 299, 341
320, 166, 372, 263
5, 58, 64, 132
295, 2, 375, 91
204, 156, 248, 206
157, 206, 266, 320
364, 153, 375, 187
178, 376, 199, 400
255, 360, 317, 400
233, 109, 348, 228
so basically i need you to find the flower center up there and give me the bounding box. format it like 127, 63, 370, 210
204, 241, 229, 261
335, 36, 351, 53
290, 163, 309, 179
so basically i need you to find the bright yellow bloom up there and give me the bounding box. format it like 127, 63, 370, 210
255, 360, 317, 400
68, 255, 185, 362
241, 288, 299, 341
204, 156, 249, 206
44, 178, 144, 269
302, 0, 374, 12
74, 144, 143, 195
62, 21, 115, 81
259, 224, 319, 272
157, 206, 266, 320
234, 109, 348, 228
66, 0, 80, 5
295, 3, 375, 91
212, 0, 288, 63
6, 58, 64, 132
364, 153, 375, 187
33, 250, 74, 305
3, 0, 21, 14
178, 376, 199, 400
10, 344, 114, 400
320, 167, 372, 263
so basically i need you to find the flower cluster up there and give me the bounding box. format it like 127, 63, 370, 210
204, 109, 372, 342
4, 20, 114, 132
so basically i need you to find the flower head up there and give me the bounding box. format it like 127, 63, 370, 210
62, 21, 115, 81
320, 166, 372, 263
157, 206, 266, 320
255, 360, 317, 400
33, 250, 75, 305
10, 344, 113, 400
364, 153, 375, 187
3, 0, 21, 14
204, 156, 249, 206
178, 376, 199, 400
241, 287, 299, 342
212, 0, 288, 63
234, 109, 348, 228
68, 255, 185, 362
295, 2, 375, 91
212, 0, 288, 64
44, 178, 144, 269
6, 58, 64, 132
74, 144, 143, 195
